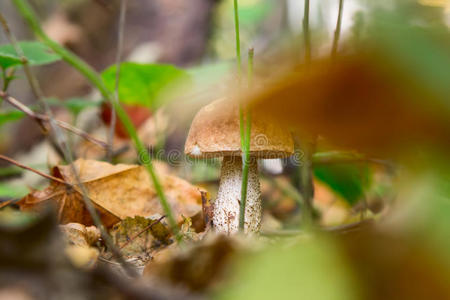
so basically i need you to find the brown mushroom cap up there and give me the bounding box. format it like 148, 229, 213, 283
185, 98, 294, 158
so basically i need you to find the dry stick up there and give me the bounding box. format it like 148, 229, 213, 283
0, 91, 108, 149
0, 154, 67, 184
107, 0, 127, 161
0, 11, 138, 278
119, 215, 166, 250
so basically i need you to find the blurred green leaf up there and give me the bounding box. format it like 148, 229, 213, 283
218, 238, 359, 300
47, 97, 101, 116
101, 62, 190, 108
0, 110, 25, 127
0, 41, 60, 69
314, 163, 370, 206
0, 183, 28, 199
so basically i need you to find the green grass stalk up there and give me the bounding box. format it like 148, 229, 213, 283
238, 48, 254, 231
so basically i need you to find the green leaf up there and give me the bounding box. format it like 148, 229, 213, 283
101, 62, 191, 108
313, 163, 371, 206
0, 110, 25, 127
0, 41, 61, 69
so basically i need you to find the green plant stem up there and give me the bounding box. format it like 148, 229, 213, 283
12, 0, 178, 237
238, 49, 254, 231
303, 0, 311, 63
1, 68, 6, 92
331, 0, 344, 59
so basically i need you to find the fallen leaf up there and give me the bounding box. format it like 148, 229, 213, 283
18, 159, 203, 227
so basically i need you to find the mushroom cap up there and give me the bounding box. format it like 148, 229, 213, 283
185, 98, 294, 158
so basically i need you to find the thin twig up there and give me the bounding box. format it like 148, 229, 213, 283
119, 215, 166, 250
0, 154, 67, 184
108, 0, 127, 161
0, 91, 108, 149
331, 0, 344, 59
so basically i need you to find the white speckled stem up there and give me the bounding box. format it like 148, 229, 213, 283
213, 156, 261, 234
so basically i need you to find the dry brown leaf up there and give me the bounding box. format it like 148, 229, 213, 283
19, 182, 120, 227
18, 159, 203, 227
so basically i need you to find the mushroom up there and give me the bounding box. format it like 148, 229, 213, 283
185, 99, 294, 234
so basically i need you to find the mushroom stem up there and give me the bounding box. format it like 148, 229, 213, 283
213, 156, 261, 234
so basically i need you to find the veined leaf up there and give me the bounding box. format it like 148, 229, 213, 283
101, 62, 191, 108
0, 41, 60, 69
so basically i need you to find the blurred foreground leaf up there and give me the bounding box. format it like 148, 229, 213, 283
218, 237, 359, 300
248, 7, 450, 159
248, 53, 450, 158
0, 41, 60, 69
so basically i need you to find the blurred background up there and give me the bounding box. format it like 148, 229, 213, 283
0, 0, 449, 299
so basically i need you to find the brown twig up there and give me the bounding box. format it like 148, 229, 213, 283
0, 91, 108, 149
0, 154, 67, 184
119, 215, 166, 250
